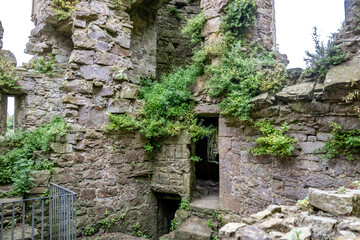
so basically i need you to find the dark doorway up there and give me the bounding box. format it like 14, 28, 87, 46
195, 117, 219, 182
156, 194, 180, 238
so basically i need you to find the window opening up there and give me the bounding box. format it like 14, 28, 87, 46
6, 96, 15, 134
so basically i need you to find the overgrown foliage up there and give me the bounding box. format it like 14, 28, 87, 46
204, 0, 286, 120
0, 117, 67, 196
51, 0, 79, 20
169, 6, 182, 20
222, 0, 257, 39
31, 55, 57, 76
304, 27, 347, 82
182, 11, 206, 44
0, 57, 20, 91
106, 61, 214, 151
318, 121, 360, 161
206, 41, 285, 120
249, 120, 298, 156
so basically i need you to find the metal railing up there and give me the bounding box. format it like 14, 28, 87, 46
0, 183, 77, 240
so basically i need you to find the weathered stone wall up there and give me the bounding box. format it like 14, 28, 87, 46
220, 58, 360, 215
156, 0, 201, 77
0, 20, 3, 49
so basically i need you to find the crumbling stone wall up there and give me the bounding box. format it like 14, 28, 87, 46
220, 58, 360, 215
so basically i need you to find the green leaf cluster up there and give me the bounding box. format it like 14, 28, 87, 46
0, 117, 67, 196
106, 63, 214, 151
223, 0, 257, 39
249, 120, 298, 156
169, 6, 182, 20
206, 41, 285, 120
304, 27, 347, 82
51, 0, 79, 21
31, 55, 58, 76
0, 57, 20, 91
318, 121, 360, 161
182, 11, 206, 44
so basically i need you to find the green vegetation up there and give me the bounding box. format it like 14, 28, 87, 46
83, 211, 125, 236
304, 27, 347, 82
31, 55, 57, 76
51, 0, 79, 20
169, 6, 182, 20
291, 229, 302, 240
337, 186, 346, 194
113, 0, 122, 8
179, 198, 190, 210
182, 11, 206, 44
318, 121, 360, 161
0, 57, 20, 91
0, 117, 67, 196
7, 114, 14, 134
249, 120, 298, 156
106, 62, 214, 152
296, 197, 312, 212
350, 180, 360, 190
170, 218, 180, 231
205, 0, 285, 120
133, 222, 147, 238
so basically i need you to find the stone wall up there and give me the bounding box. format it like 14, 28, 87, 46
0, 20, 3, 49
220, 58, 360, 215
156, 0, 201, 77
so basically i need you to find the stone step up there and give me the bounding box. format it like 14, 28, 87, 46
189, 193, 219, 217
174, 216, 212, 240
2, 224, 39, 240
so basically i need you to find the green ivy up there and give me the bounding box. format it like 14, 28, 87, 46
0, 57, 20, 91
51, 0, 79, 21
249, 119, 298, 156
0, 117, 67, 196
182, 11, 206, 44
304, 27, 347, 82
318, 121, 360, 161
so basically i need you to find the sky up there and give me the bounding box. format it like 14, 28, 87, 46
275, 0, 345, 68
1, 0, 346, 115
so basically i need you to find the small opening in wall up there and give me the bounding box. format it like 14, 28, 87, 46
156, 194, 181, 238
194, 117, 219, 194
6, 96, 15, 134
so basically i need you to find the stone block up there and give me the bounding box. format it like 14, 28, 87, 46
280, 227, 311, 240
107, 99, 131, 113
219, 223, 246, 239
276, 83, 315, 102
235, 226, 272, 240
309, 188, 360, 216
121, 82, 140, 99
69, 50, 95, 64
61, 80, 93, 94
324, 58, 360, 90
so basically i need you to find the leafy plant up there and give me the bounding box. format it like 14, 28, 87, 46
31, 55, 57, 76
304, 27, 347, 82
223, 0, 257, 39
190, 155, 202, 162
113, 0, 122, 8
105, 63, 214, 151
291, 229, 302, 240
133, 222, 147, 238
318, 121, 360, 161
182, 11, 206, 44
249, 120, 298, 156
84, 226, 96, 236
337, 186, 346, 194
169, 6, 181, 20
179, 198, 190, 210
170, 218, 180, 231
0, 57, 20, 91
51, 0, 79, 20
0, 117, 67, 196
296, 197, 312, 212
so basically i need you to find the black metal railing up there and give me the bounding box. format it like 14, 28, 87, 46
0, 183, 77, 240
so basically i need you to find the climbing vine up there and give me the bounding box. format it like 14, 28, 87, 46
0, 117, 67, 196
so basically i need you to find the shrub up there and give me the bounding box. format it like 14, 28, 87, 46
0, 117, 67, 196
182, 11, 206, 44
51, 0, 79, 20
223, 0, 257, 39
304, 27, 347, 82
169, 6, 182, 20
206, 41, 286, 120
106, 63, 214, 151
249, 119, 298, 156
31, 55, 57, 76
318, 121, 360, 161
0, 57, 20, 91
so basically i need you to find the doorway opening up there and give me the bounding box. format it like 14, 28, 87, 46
156, 193, 181, 238
194, 117, 219, 195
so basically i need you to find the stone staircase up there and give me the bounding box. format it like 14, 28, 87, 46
160, 192, 220, 240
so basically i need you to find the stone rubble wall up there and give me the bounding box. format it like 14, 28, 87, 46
220, 57, 360, 215
0, 20, 3, 49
